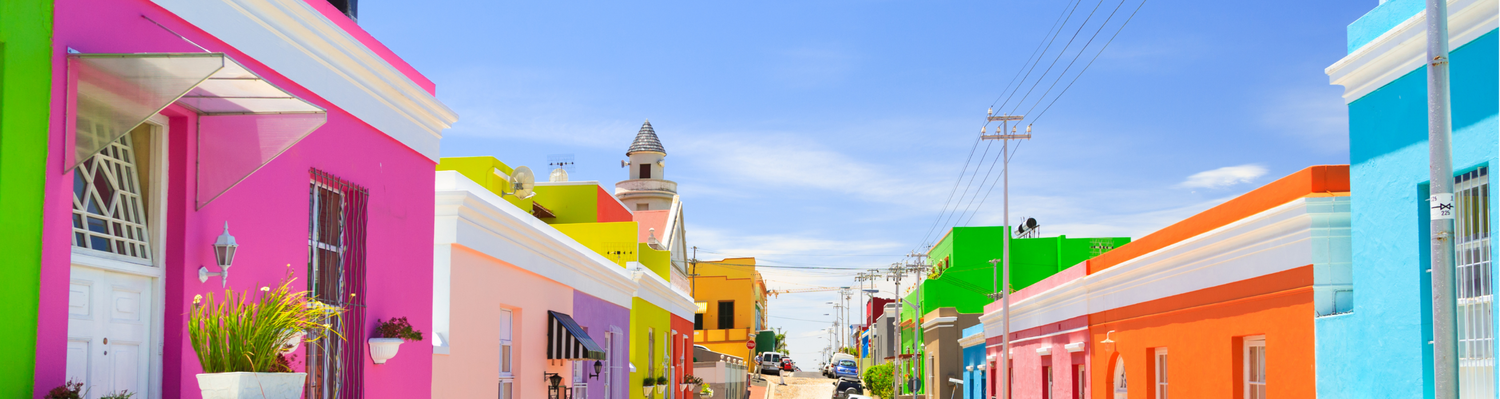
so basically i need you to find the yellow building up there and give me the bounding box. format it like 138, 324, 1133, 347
690, 257, 768, 363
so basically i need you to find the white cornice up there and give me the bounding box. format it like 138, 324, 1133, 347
921, 316, 959, 331
434, 172, 638, 307
631, 263, 697, 319
1327, 0, 1497, 103
151, 0, 459, 161
958, 332, 986, 348
982, 197, 1349, 337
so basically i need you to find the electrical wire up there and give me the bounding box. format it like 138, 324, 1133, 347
986, 0, 1081, 110
994, 0, 1087, 113
1005, 0, 1111, 116
1031, 0, 1149, 124
928, 141, 996, 244
959, 140, 1027, 227
911, 136, 987, 255
1022, 0, 1134, 118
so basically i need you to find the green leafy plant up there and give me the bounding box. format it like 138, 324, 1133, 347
100, 391, 135, 399
682, 374, 704, 385
642, 376, 658, 387
373, 316, 424, 341
43, 381, 83, 399
655, 376, 669, 386
699, 386, 714, 397
862, 362, 893, 399
189, 274, 343, 373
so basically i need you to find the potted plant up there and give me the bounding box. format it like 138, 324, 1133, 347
369, 316, 423, 364
641, 376, 659, 397
43, 381, 83, 399
681, 374, 703, 392
190, 276, 342, 399
698, 385, 714, 398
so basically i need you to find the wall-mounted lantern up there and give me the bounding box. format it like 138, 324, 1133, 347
1100, 330, 1117, 353
199, 222, 238, 287
589, 360, 604, 380
546, 372, 564, 399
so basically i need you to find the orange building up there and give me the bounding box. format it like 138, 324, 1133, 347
1086, 165, 1348, 399
690, 257, 769, 364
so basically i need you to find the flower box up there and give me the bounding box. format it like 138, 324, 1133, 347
196, 372, 306, 399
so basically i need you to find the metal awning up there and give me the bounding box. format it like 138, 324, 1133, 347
66, 53, 326, 208
548, 311, 606, 360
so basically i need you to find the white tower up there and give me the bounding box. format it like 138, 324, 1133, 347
615, 120, 676, 211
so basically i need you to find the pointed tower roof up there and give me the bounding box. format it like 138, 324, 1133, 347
627, 120, 666, 155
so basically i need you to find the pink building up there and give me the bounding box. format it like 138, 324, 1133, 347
983, 264, 1091, 399
33, 0, 456, 397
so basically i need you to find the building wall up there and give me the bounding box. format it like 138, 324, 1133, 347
535, 182, 633, 225
961, 325, 987, 399
631, 298, 672, 399
992, 316, 1088, 399
573, 291, 632, 399
554, 222, 642, 267
1316, 27, 1499, 398
671, 315, 696, 399
691, 257, 765, 363
38, 0, 445, 396
435, 246, 574, 399
920, 308, 978, 397
1091, 266, 1316, 399
0, 0, 50, 395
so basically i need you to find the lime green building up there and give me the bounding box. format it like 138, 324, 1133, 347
895, 226, 1130, 395
0, 0, 52, 394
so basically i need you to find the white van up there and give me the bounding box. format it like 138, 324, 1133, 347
758, 352, 785, 375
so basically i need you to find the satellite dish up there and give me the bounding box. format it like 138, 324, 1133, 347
549, 168, 569, 182
509, 166, 535, 199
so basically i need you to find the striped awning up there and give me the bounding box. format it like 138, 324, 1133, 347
548, 311, 606, 360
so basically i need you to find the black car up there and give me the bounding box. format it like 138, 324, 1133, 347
832, 377, 864, 399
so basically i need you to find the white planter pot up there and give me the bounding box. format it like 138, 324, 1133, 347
196, 372, 306, 399
643, 385, 658, 396
369, 338, 403, 364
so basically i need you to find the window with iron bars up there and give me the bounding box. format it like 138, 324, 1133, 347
1456, 167, 1493, 399
307, 169, 368, 399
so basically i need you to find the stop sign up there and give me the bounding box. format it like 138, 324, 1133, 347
746, 340, 756, 349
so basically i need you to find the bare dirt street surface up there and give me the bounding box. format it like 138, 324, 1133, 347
766, 372, 836, 399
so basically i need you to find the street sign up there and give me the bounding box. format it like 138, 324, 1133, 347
746, 340, 756, 349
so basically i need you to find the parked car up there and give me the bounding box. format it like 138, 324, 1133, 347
832, 377, 865, 399
832, 359, 859, 379
825, 353, 856, 378
758, 352, 785, 375
781, 358, 797, 372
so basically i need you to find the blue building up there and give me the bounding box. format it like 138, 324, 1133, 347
959, 324, 986, 399
1316, 0, 1498, 397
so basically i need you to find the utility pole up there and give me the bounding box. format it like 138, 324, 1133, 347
1426, 0, 1459, 397
984, 110, 1028, 399
690, 246, 698, 298
885, 262, 908, 398
906, 252, 929, 397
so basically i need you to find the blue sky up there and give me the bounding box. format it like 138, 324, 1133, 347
363, 0, 1371, 365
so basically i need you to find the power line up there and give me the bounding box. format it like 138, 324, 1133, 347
1032, 0, 1149, 124
1024, 0, 1136, 118
911, 135, 986, 254
987, 0, 1081, 110
960, 140, 1027, 227
995, 0, 1086, 112
928, 140, 995, 246
1006, 0, 1110, 116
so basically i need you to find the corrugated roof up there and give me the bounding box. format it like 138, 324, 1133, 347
627, 120, 666, 155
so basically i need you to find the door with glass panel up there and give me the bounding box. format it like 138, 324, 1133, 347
67, 123, 160, 399
499, 309, 514, 399
1456, 167, 1493, 398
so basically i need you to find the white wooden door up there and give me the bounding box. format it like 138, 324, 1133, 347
67, 265, 154, 399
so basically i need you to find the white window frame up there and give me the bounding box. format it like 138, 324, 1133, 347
1455, 168, 1494, 399
500, 309, 514, 399
1075, 365, 1086, 399
1113, 356, 1127, 399
1154, 348, 1167, 399
1244, 336, 1265, 399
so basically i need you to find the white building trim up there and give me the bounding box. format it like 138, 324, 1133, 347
983, 197, 1350, 336
922, 316, 959, 331
959, 332, 986, 348
1326, 0, 1497, 103
150, 0, 459, 161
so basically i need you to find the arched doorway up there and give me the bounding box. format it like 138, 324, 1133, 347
1112, 356, 1128, 399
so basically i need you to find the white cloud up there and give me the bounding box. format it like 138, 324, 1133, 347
1175, 164, 1268, 189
